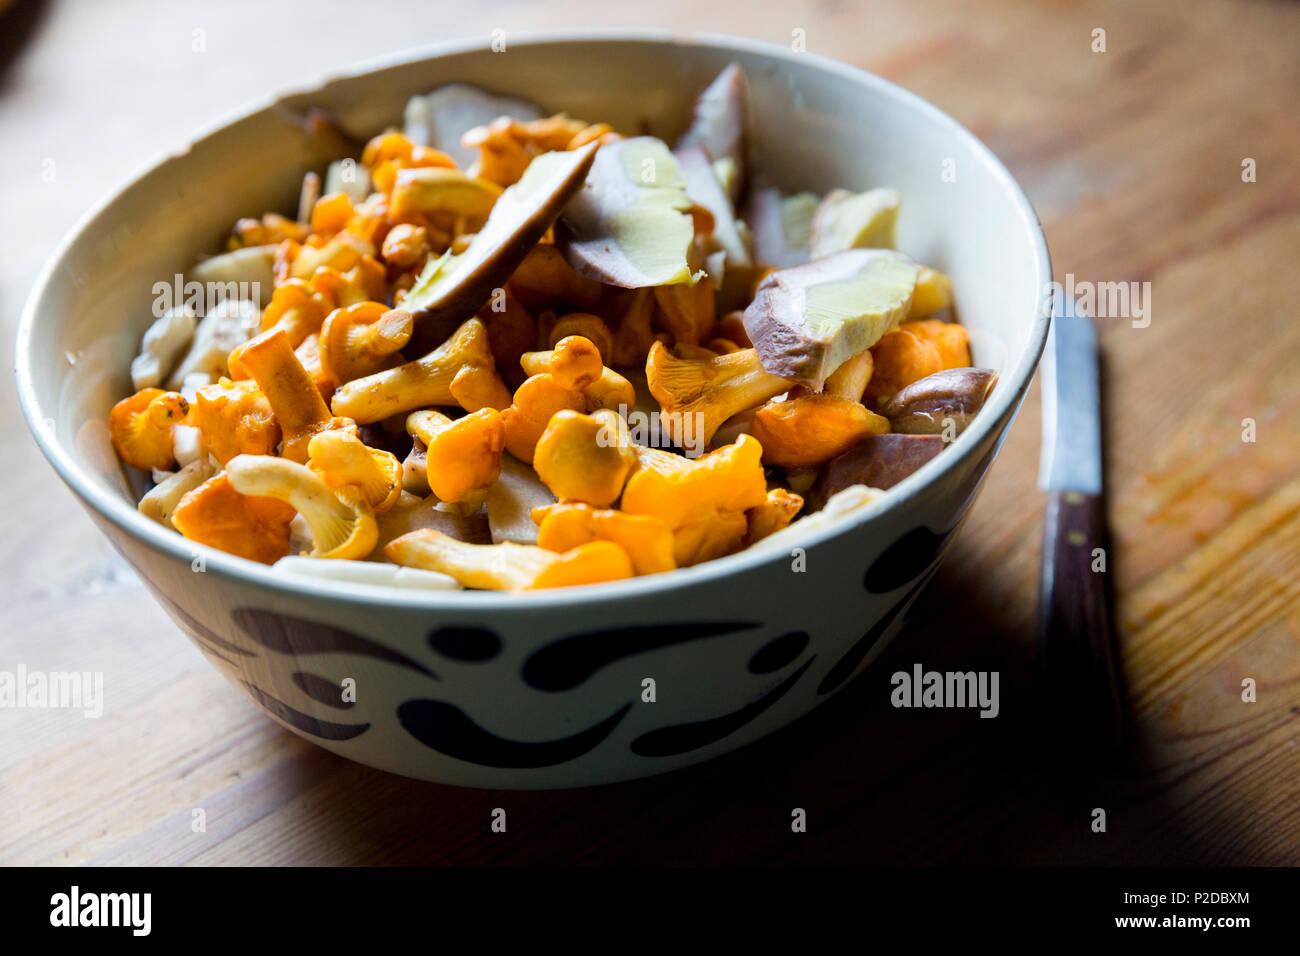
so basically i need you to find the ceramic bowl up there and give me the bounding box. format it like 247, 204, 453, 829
16, 30, 1050, 788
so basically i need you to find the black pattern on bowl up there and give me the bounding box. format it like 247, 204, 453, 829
522, 621, 760, 692
233, 607, 438, 679
398, 699, 632, 768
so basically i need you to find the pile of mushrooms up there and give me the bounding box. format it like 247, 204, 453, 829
110, 65, 998, 591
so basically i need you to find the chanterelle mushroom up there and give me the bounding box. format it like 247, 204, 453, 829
109, 388, 190, 472
750, 392, 891, 469
330, 317, 511, 424
645, 341, 792, 452
620, 433, 769, 530
385, 529, 633, 590
236, 327, 351, 462
171, 472, 296, 565
532, 502, 676, 575
406, 407, 505, 504
319, 303, 413, 385
307, 429, 403, 514
520, 335, 636, 413
532, 409, 638, 507
226, 455, 378, 560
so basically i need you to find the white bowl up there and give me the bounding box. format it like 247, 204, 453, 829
16, 30, 1050, 788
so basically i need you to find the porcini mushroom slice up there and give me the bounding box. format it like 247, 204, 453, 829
804, 433, 946, 512
742, 248, 921, 389
554, 137, 698, 288
674, 63, 751, 204
400, 141, 598, 330
881, 367, 998, 436
375, 492, 492, 553
745, 187, 819, 269
674, 144, 752, 268
808, 187, 902, 259
131, 306, 196, 391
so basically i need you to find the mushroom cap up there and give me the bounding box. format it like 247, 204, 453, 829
190, 378, 280, 465
109, 388, 189, 472
307, 429, 403, 514
751, 393, 890, 469
320, 302, 412, 385
532, 409, 636, 507
533, 503, 676, 575
171, 472, 295, 565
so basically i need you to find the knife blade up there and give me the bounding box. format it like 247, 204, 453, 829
1037, 292, 1126, 755
1039, 293, 1102, 495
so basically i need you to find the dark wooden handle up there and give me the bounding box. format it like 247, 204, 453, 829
1038, 490, 1125, 750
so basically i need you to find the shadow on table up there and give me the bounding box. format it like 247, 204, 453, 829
278, 537, 1192, 865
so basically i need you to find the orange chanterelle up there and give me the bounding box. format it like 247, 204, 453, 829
111, 65, 992, 591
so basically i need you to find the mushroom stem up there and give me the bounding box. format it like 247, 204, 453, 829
385, 529, 633, 590
236, 327, 345, 462
824, 349, 874, 402
330, 317, 510, 423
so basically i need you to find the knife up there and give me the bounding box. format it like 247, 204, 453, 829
1037, 293, 1125, 751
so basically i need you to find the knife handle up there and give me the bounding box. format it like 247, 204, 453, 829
1038, 490, 1125, 748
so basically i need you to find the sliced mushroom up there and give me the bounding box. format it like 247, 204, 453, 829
400, 141, 598, 331
742, 249, 921, 389
745, 187, 819, 269
131, 306, 196, 391
675, 63, 751, 204
554, 137, 697, 288
273, 555, 462, 590
674, 144, 751, 268
809, 187, 901, 258
485, 452, 557, 545
165, 299, 260, 389
191, 245, 277, 291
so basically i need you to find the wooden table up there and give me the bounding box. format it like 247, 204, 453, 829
2, 0, 1297, 865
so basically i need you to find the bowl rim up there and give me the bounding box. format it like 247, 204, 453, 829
15, 27, 1052, 612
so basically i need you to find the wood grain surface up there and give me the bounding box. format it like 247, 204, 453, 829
1, 0, 1297, 866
